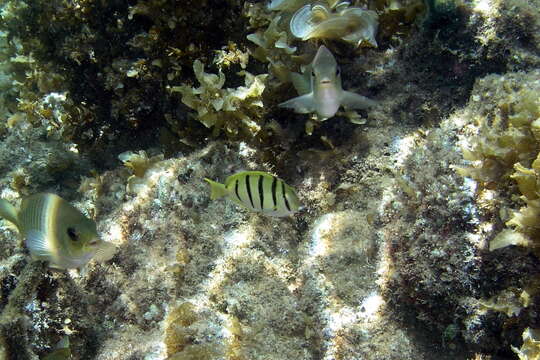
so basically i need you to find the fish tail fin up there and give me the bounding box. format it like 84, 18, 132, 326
0, 199, 18, 227
204, 178, 228, 200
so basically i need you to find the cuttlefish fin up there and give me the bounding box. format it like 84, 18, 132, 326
279, 93, 316, 114
340, 91, 377, 110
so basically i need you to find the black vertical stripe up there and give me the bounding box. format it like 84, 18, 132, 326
271, 176, 277, 209
258, 175, 264, 210
282, 181, 291, 212
246, 175, 254, 208
234, 179, 240, 201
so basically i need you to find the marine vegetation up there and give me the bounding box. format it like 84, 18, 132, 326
205, 171, 302, 217
455, 70, 540, 358
169, 60, 268, 139
456, 70, 540, 253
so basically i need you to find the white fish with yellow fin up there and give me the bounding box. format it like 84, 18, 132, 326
205, 171, 302, 217
279, 45, 376, 120
0, 193, 112, 269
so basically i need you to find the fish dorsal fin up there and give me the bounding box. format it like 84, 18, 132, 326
25, 230, 51, 259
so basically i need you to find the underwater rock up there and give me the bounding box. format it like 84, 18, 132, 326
456, 70, 540, 253
0, 0, 539, 359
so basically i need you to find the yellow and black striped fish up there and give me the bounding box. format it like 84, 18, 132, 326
205, 171, 302, 217
0, 193, 107, 269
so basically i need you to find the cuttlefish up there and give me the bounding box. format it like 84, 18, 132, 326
279, 45, 376, 120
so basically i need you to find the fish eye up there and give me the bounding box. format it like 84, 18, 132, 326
311, 70, 316, 77
67, 227, 80, 241
336, 66, 341, 76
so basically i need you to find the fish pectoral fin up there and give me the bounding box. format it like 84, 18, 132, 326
340, 91, 377, 110
25, 230, 51, 259
279, 93, 316, 114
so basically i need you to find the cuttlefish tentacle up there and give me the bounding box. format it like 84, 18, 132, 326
279, 45, 375, 121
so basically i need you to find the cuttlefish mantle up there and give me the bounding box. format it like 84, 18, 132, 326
279, 45, 376, 121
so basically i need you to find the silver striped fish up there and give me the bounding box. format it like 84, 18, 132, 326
205, 171, 302, 217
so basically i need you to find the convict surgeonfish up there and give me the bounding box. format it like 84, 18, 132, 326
279, 45, 376, 120
0, 193, 108, 269
205, 171, 302, 217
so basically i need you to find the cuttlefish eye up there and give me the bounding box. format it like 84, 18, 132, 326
67, 227, 80, 241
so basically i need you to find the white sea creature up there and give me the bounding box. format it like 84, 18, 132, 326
268, 0, 309, 11
290, 2, 378, 47
279, 45, 376, 120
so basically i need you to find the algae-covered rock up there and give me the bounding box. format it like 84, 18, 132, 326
1, 0, 540, 359
456, 70, 540, 252
0, 333, 7, 360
